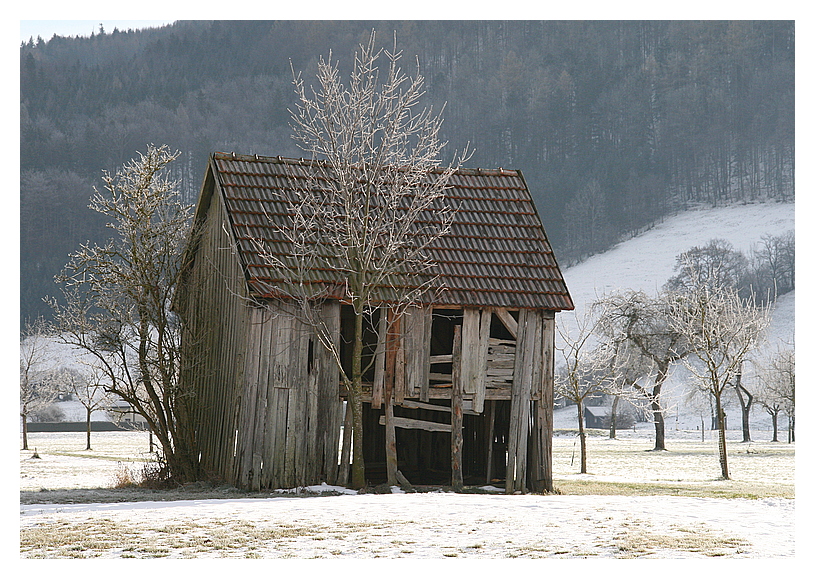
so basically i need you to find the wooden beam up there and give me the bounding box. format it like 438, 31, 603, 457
494, 307, 518, 339
377, 415, 452, 432
399, 399, 479, 416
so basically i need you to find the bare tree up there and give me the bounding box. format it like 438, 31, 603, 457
254, 31, 470, 489
595, 290, 688, 450
753, 348, 789, 443
732, 364, 755, 442
665, 239, 748, 295
48, 144, 197, 483
556, 307, 627, 474
62, 365, 116, 450
20, 319, 60, 450
756, 345, 795, 443
668, 262, 770, 479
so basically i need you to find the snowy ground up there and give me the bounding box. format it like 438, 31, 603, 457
17, 202, 802, 563
19, 430, 796, 561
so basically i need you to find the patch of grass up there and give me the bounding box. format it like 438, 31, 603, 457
20, 516, 329, 559
553, 478, 794, 499
615, 528, 750, 558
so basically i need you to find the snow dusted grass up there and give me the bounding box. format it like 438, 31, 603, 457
551, 430, 795, 499
19, 430, 795, 559
20, 431, 155, 492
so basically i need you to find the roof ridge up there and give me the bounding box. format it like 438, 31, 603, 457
212, 151, 520, 177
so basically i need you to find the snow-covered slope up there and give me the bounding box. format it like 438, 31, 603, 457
554, 201, 795, 432
560, 201, 794, 315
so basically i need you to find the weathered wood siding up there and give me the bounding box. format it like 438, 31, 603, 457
180, 182, 344, 491
234, 301, 343, 490
180, 186, 250, 486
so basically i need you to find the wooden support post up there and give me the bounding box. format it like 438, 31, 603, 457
451, 325, 464, 491
485, 399, 496, 485
338, 400, 353, 486
384, 310, 400, 486
371, 310, 387, 409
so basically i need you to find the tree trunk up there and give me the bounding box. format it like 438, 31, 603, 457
577, 403, 587, 474
609, 396, 619, 439
652, 405, 666, 451
714, 395, 729, 479
85, 407, 92, 450
349, 309, 366, 489
734, 372, 752, 443
770, 411, 778, 442
651, 370, 668, 450
21, 413, 29, 451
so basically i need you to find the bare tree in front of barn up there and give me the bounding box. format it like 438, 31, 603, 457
668, 261, 770, 479
256, 31, 469, 489
20, 318, 60, 451
595, 290, 689, 450
48, 144, 199, 483
556, 307, 627, 474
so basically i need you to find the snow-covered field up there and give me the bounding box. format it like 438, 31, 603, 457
20, 430, 795, 560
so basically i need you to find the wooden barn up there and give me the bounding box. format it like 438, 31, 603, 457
175, 152, 573, 493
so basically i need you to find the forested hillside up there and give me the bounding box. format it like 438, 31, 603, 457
20, 20, 795, 324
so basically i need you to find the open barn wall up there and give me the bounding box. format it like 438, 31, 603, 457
357, 305, 555, 492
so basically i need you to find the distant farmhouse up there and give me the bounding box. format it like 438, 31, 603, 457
175, 152, 573, 492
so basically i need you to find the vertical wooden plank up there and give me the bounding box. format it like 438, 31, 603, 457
506, 309, 538, 493
404, 306, 431, 400
461, 309, 480, 395
485, 399, 496, 484
238, 307, 263, 489
393, 314, 406, 405
284, 315, 304, 487
254, 308, 275, 490
273, 387, 289, 487
306, 332, 320, 483
384, 309, 398, 485
317, 301, 342, 484
295, 319, 311, 485
338, 401, 353, 486
473, 308, 492, 414
451, 325, 464, 491
531, 313, 555, 492
371, 309, 387, 409
271, 308, 292, 488
420, 308, 433, 402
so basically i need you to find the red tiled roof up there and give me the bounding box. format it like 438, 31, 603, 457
209, 152, 573, 311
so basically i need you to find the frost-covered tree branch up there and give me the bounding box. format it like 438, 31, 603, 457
20, 318, 61, 451
556, 306, 630, 474
594, 290, 689, 450
668, 259, 770, 479
48, 144, 197, 483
